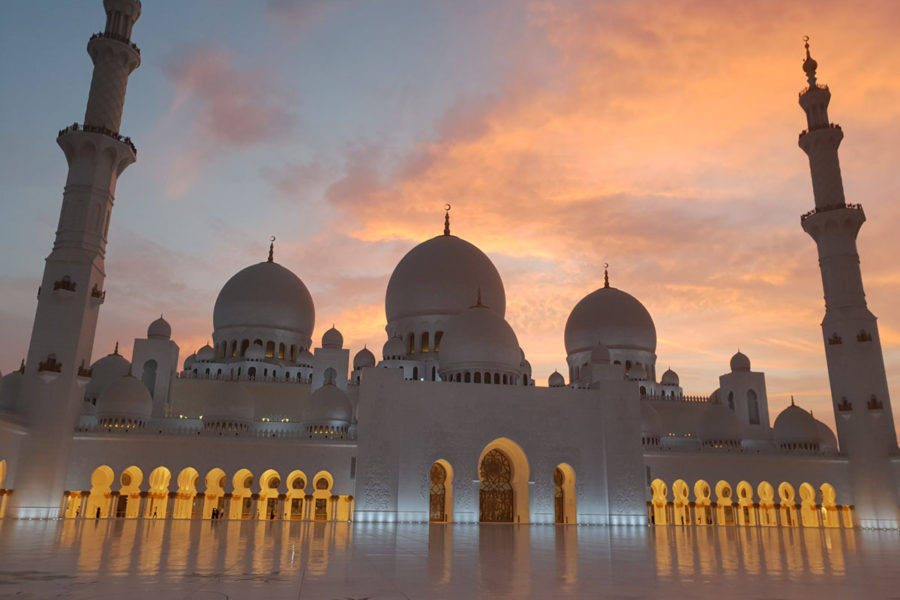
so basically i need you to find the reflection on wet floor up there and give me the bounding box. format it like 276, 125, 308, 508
0, 519, 895, 598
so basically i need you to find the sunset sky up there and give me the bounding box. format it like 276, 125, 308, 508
1, 0, 899, 436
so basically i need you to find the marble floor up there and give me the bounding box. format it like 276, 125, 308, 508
0, 519, 896, 599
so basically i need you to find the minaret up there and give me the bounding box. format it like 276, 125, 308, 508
798, 39, 898, 527
7, 0, 142, 518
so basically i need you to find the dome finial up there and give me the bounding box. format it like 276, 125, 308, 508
113, 341, 119, 355
791, 394, 796, 407
267, 236, 276, 263
802, 35, 818, 86
603, 262, 609, 288
18, 358, 25, 373
443, 204, 451, 236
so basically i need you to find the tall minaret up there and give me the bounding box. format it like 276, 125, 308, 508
7, 0, 141, 518
798, 39, 898, 527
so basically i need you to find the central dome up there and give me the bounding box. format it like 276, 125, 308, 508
385, 234, 506, 323
565, 286, 656, 355
213, 260, 315, 351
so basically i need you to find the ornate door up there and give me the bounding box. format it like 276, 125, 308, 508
554, 467, 565, 524
479, 449, 514, 522
430, 463, 446, 522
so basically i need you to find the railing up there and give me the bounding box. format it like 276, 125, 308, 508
89, 31, 140, 55
801, 202, 863, 222
77, 362, 92, 378
641, 392, 708, 403
798, 122, 841, 140
798, 83, 829, 96
91, 284, 106, 302
38, 356, 62, 373
53, 277, 76, 292
58, 122, 137, 155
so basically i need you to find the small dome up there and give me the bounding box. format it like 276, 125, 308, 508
816, 419, 838, 452
204, 382, 254, 424
296, 349, 314, 368
697, 402, 743, 444
730, 351, 751, 372
245, 343, 265, 360
147, 316, 171, 340
590, 343, 611, 365
97, 375, 152, 421
304, 383, 352, 424
385, 234, 506, 324
183, 353, 197, 370
196, 344, 215, 361
660, 368, 679, 386
773, 403, 820, 449
354, 347, 376, 369
548, 371, 565, 387
640, 403, 663, 436
213, 260, 315, 349
565, 286, 656, 356
438, 303, 522, 377
382, 336, 406, 360
322, 327, 343, 350
86, 349, 131, 401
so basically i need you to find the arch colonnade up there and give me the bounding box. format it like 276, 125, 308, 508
61, 465, 353, 522
649, 478, 854, 528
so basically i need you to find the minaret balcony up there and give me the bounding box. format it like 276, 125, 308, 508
91, 284, 106, 304
798, 122, 841, 141
798, 83, 829, 97
800, 202, 863, 222
53, 276, 77, 295
88, 31, 140, 55
57, 123, 137, 156
38, 355, 62, 383
76, 362, 93, 388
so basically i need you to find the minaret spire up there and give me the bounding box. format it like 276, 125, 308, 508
603, 263, 609, 288
443, 204, 451, 236
268, 236, 275, 263
8, 0, 142, 519
798, 40, 898, 527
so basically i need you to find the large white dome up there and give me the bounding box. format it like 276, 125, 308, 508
96, 375, 152, 423
304, 384, 352, 424
213, 260, 315, 350
773, 403, 820, 449
385, 234, 506, 324
565, 285, 656, 356
438, 302, 522, 379
86, 348, 131, 402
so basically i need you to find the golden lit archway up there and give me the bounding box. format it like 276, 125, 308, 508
554, 463, 576, 525
203, 467, 227, 519
429, 459, 454, 523
477, 438, 530, 524
146, 466, 171, 519
286, 470, 307, 520
86, 465, 114, 519
231, 468, 254, 519
258, 469, 282, 520
650, 478, 668, 525
312, 470, 334, 521
173, 467, 200, 519
118, 465, 143, 518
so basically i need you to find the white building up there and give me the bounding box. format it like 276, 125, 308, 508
0, 2, 898, 529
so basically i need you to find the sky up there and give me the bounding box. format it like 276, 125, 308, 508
1, 0, 900, 437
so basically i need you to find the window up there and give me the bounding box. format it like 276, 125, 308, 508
421, 332, 429, 353
408, 333, 415, 355
748, 390, 760, 425
434, 332, 443, 352
727, 391, 734, 411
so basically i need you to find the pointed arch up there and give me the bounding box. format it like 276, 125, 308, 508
312, 470, 334, 521
146, 466, 171, 519
715, 480, 734, 525
230, 468, 254, 519
798, 482, 819, 527
203, 467, 227, 519
173, 467, 200, 519
286, 470, 308, 520
86, 465, 115, 519
258, 469, 282, 520
736, 481, 757, 526
671, 479, 690, 525
650, 478, 669, 525
429, 459, 454, 523
693, 479, 712, 525
820, 483, 840, 528
757, 481, 777, 526
478, 438, 529, 523
554, 463, 576, 525
778, 482, 798, 527
117, 465, 143, 518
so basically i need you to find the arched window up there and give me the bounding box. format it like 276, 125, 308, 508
265, 341, 275, 358
230, 340, 237, 357
408, 333, 416, 355
421, 332, 430, 353
324, 367, 337, 385
142, 359, 158, 396
727, 391, 734, 411
240, 340, 249, 357
464, 372, 471, 383
625, 360, 632, 376
474, 372, 482, 383
434, 332, 443, 352
494, 373, 500, 384
412, 366, 419, 380
278, 343, 285, 360
747, 390, 760, 425
456, 373, 461, 382
432, 366, 436, 381
248, 367, 256, 379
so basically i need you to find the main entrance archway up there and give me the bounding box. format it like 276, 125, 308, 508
480, 449, 513, 522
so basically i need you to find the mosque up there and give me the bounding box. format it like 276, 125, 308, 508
0, 1, 898, 529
